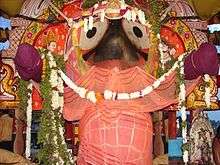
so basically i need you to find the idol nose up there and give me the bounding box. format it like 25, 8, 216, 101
93, 20, 140, 63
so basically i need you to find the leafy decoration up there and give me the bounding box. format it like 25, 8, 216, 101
17, 79, 29, 120
37, 50, 72, 164
182, 142, 190, 152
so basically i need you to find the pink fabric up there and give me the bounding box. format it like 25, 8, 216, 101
64, 66, 200, 121
77, 107, 153, 165
63, 66, 199, 164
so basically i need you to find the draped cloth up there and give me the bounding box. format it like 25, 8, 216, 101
64, 66, 199, 165
64, 66, 200, 121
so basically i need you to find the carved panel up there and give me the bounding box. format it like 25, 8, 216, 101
0, 59, 19, 109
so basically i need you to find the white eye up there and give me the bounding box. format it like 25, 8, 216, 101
79, 19, 109, 50
121, 19, 150, 51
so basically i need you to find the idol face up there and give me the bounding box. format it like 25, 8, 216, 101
79, 18, 150, 69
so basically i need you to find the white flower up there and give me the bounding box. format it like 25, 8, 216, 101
204, 74, 210, 80
179, 84, 186, 101
181, 110, 187, 121
117, 93, 130, 100
78, 87, 88, 98
183, 150, 189, 163
137, 10, 146, 25
131, 10, 136, 22
86, 91, 97, 103
104, 90, 113, 100
157, 33, 161, 39
57, 77, 64, 93
182, 128, 187, 139
158, 75, 166, 82
50, 70, 58, 87
88, 16, 94, 30
59, 70, 78, 91
129, 91, 141, 99
152, 80, 161, 89
179, 64, 184, 74
84, 18, 89, 32
94, 3, 98, 9
25, 83, 32, 159
178, 53, 185, 61
120, 0, 126, 9
124, 10, 132, 21
51, 91, 59, 109
141, 86, 153, 96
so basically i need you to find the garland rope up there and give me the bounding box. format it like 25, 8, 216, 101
25, 83, 33, 159
59, 52, 187, 103
37, 50, 74, 164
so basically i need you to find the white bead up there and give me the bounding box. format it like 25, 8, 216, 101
129, 91, 141, 99
141, 86, 153, 96
117, 93, 130, 100
78, 88, 87, 98
104, 90, 113, 100
86, 91, 97, 103
152, 80, 161, 89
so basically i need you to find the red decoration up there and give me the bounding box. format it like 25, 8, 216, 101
32, 87, 42, 111
168, 111, 177, 139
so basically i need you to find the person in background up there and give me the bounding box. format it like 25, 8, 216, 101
213, 125, 220, 165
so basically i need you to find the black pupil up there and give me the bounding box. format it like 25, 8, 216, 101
86, 27, 97, 38
133, 26, 143, 38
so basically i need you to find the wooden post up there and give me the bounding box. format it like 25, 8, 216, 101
153, 112, 164, 156
168, 111, 177, 139
13, 109, 24, 155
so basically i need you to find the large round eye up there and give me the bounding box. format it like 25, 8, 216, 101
122, 19, 150, 51
79, 19, 109, 50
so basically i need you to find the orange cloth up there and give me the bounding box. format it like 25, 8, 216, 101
64, 66, 200, 121
0, 114, 13, 142
63, 66, 199, 165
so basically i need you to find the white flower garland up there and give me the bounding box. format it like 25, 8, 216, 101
157, 34, 166, 70
47, 51, 74, 164
59, 52, 187, 103
25, 82, 33, 159
204, 74, 211, 109
177, 58, 188, 164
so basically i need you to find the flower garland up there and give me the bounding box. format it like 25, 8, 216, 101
204, 74, 211, 109
18, 79, 29, 117
25, 83, 33, 159
59, 52, 187, 103
177, 56, 188, 163
59, 49, 189, 163
38, 50, 74, 165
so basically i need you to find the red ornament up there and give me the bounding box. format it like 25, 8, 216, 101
32, 87, 42, 111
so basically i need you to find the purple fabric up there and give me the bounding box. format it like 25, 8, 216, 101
184, 43, 219, 80
14, 43, 42, 82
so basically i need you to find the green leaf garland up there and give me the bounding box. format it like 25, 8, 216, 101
37, 50, 73, 164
